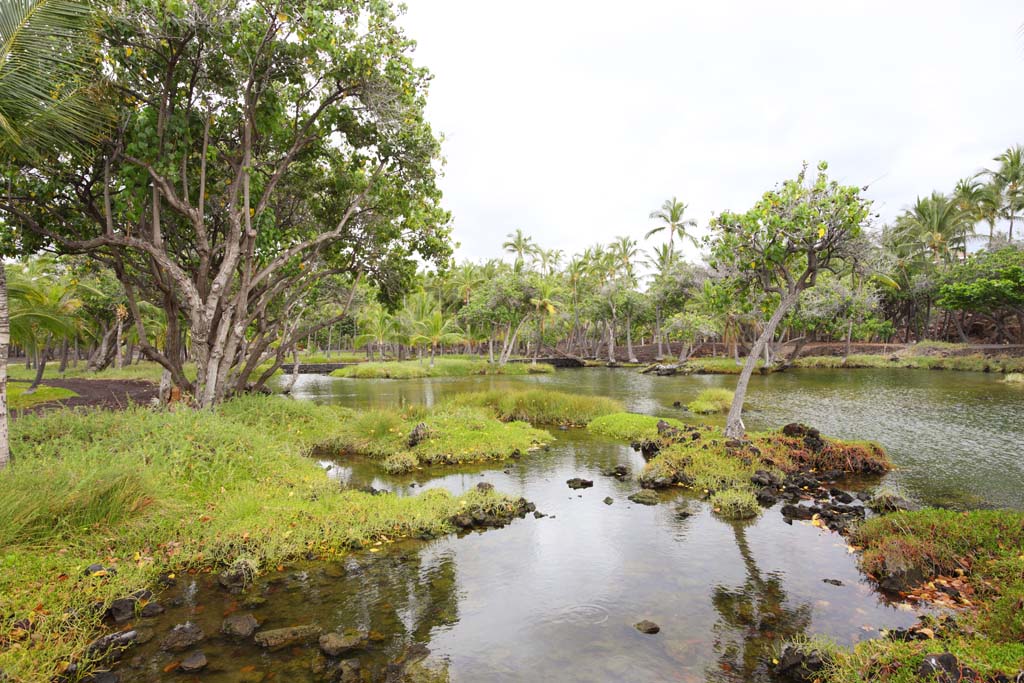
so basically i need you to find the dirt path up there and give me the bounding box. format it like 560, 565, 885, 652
11, 378, 159, 417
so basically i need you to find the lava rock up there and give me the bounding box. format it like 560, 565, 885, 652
603, 497, 614, 505
319, 630, 368, 657
451, 497, 536, 531
160, 622, 205, 652
254, 624, 322, 650
86, 629, 138, 661
780, 504, 816, 520
628, 490, 660, 506
139, 601, 164, 618
221, 612, 259, 638
566, 478, 594, 490
756, 487, 780, 506
869, 493, 920, 514
476, 482, 494, 493
179, 651, 208, 672
917, 652, 980, 683
822, 578, 844, 586
600, 464, 631, 479
773, 645, 829, 682
217, 566, 252, 593
407, 422, 430, 447
106, 598, 137, 624
830, 488, 855, 504
634, 620, 660, 634
533, 511, 547, 519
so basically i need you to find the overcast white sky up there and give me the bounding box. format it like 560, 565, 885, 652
400, 1, 1024, 265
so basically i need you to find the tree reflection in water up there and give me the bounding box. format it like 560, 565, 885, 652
705, 519, 812, 682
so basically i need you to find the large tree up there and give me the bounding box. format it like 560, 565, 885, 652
5, 0, 450, 407
707, 162, 870, 438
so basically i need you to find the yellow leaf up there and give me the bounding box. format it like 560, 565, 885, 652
818, 227, 826, 238
919, 627, 935, 639
277, 12, 288, 22
124, 46, 133, 57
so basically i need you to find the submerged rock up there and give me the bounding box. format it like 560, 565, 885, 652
179, 651, 208, 672
319, 630, 368, 657
634, 620, 660, 634
160, 622, 204, 652
221, 612, 259, 638
566, 478, 594, 490
600, 464, 631, 479
254, 624, 322, 650
628, 490, 660, 506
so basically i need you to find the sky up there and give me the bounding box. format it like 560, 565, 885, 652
399, 1, 1024, 266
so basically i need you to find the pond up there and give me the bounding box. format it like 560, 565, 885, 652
119, 367, 1021, 682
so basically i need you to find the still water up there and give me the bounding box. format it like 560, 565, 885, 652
120, 367, 1021, 682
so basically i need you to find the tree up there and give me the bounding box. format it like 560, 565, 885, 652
609, 235, 642, 362
355, 306, 396, 362
987, 145, 1024, 241
0, 0, 109, 469
5, 0, 450, 408
412, 309, 462, 366
893, 193, 973, 264
707, 162, 870, 438
937, 248, 1024, 343
502, 229, 536, 270
646, 197, 699, 255
529, 279, 561, 364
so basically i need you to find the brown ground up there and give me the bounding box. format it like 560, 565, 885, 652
11, 378, 159, 417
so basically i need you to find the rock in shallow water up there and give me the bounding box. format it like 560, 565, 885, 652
319, 630, 368, 657
160, 622, 204, 652
634, 620, 660, 634
221, 612, 259, 638
254, 624, 321, 649
179, 650, 208, 672
566, 478, 594, 489
628, 490, 660, 506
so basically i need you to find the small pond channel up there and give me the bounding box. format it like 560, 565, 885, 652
118, 367, 1022, 682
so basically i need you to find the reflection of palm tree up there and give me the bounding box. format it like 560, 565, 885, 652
705, 521, 812, 682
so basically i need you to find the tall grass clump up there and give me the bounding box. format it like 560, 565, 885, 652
587, 412, 687, 442
686, 388, 733, 414
448, 389, 623, 426
0, 397, 530, 679
709, 489, 760, 520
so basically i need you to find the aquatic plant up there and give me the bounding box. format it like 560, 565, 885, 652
686, 388, 734, 414
448, 388, 622, 426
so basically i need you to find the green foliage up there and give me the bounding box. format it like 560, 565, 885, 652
586, 412, 686, 442
333, 405, 552, 469
330, 358, 552, 379
686, 388, 734, 414
709, 489, 760, 520
0, 397, 525, 678
447, 389, 622, 426
795, 354, 1024, 373
937, 248, 1024, 315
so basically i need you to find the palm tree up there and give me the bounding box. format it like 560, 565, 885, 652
610, 236, 642, 362
987, 145, 1024, 241
354, 307, 396, 361
529, 280, 561, 364
502, 229, 537, 271
412, 310, 463, 367
646, 243, 678, 359
646, 197, 699, 254
0, 0, 108, 470
894, 193, 973, 264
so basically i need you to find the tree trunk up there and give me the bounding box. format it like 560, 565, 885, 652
625, 312, 637, 363
115, 317, 124, 369
725, 291, 800, 439
0, 264, 9, 470
283, 349, 301, 394
606, 318, 616, 363
842, 319, 853, 363
532, 320, 542, 365
430, 343, 436, 367
59, 339, 69, 373
655, 308, 664, 360
27, 345, 48, 393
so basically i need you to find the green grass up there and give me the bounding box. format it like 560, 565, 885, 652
680, 357, 757, 374
1001, 372, 1024, 384
817, 509, 1024, 682
0, 397, 531, 680
709, 489, 760, 520
586, 412, 688, 442
7, 360, 184, 383
447, 389, 623, 426
686, 388, 734, 414
330, 358, 554, 379
795, 354, 1024, 373
6, 383, 78, 410
332, 404, 552, 472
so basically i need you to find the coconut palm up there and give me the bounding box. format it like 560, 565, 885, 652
354, 306, 397, 361
893, 193, 973, 264
502, 229, 537, 270
529, 280, 562, 364
0, 0, 108, 470
646, 197, 699, 254
411, 310, 463, 367
987, 145, 1024, 241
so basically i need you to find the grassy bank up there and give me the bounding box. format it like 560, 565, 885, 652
447, 389, 623, 426
0, 397, 530, 680
332, 404, 552, 473
7, 383, 78, 410
686, 388, 733, 414
587, 412, 688, 442
794, 354, 1024, 373
331, 358, 554, 379
816, 509, 1024, 682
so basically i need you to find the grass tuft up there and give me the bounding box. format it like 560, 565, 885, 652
686, 388, 734, 414
447, 389, 622, 426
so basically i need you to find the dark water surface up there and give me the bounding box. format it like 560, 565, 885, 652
120, 367, 1022, 682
